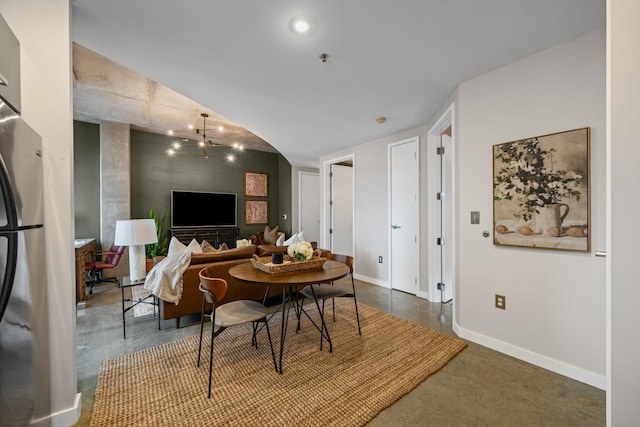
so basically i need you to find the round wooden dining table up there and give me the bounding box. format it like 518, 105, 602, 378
229, 260, 349, 373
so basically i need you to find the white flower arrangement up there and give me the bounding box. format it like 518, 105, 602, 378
287, 240, 314, 261
236, 239, 250, 248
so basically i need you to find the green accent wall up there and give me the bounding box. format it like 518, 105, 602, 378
73, 121, 292, 243
73, 121, 101, 246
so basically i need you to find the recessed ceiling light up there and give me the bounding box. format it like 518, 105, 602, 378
290, 17, 311, 34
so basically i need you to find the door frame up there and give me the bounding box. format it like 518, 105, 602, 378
321, 154, 355, 253
388, 136, 420, 294
426, 104, 455, 302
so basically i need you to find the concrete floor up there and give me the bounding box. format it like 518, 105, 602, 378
74, 279, 605, 426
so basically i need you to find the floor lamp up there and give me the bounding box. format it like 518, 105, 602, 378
114, 219, 158, 283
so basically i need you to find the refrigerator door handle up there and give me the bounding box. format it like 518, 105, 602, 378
0, 232, 18, 322
0, 154, 18, 231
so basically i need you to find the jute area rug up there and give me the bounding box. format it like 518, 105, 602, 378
90, 299, 467, 427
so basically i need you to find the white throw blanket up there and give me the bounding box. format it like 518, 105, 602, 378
143, 251, 192, 304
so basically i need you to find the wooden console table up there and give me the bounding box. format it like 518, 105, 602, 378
171, 227, 239, 248
74, 238, 96, 303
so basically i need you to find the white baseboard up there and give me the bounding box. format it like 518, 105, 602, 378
453, 323, 605, 390
416, 290, 431, 300
354, 273, 389, 288
49, 392, 82, 427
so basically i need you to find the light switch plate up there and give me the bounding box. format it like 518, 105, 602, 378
471, 211, 480, 224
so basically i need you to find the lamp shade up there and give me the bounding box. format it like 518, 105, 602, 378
114, 219, 158, 246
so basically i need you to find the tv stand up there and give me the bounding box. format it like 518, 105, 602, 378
171, 227, 240, 248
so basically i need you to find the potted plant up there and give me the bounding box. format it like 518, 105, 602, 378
145, 208, 169, 271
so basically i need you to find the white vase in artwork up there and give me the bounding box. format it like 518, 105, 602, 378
534, 203, 569, 235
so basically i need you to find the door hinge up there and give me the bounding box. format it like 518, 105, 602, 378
329, 228, 333, 234
329, 200, 333, 206
436, 146, 445, 155
437, 192, 445, 200
437, 237, 445, 246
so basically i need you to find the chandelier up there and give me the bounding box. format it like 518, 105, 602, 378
167, 113, 244, 160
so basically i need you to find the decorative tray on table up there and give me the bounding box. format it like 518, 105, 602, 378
251, 253, 326, 274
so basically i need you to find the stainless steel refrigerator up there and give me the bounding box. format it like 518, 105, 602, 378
0, 100, 51, 426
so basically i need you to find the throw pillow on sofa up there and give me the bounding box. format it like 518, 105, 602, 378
186, 239, 203, 254
263, 225, 280, 244
201, 240, 215, 252
189, 244, 257, 265
168, 236, 186, 256
201, 240, 229, 252
168, 237, 202, 257
283, 233, 298, 246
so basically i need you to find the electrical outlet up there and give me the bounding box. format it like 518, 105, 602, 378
378, 256, 383, 263
495, 294, 506, 310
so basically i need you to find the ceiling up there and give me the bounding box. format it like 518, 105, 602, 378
71, 0, 605, 167
73, 43, 278, 154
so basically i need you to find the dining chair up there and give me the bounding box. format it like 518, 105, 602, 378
299, 253, 360, 348
197, 267, 277, 398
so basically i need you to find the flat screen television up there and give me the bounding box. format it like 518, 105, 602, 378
171, 190, 237, 228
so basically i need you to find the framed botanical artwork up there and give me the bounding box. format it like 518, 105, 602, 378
493, 127, 590, 252
245, 172, 268, 197
245, 200, 268, 225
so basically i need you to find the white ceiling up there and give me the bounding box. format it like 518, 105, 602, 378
71, 0, 605, 167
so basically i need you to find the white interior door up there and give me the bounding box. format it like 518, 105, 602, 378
330, 164, 353, 256
299, 172, 320, 243
390, 138, 419, 294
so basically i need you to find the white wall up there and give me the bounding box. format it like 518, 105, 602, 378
320, 125, 430, 288
0, 1, 79, 426
321, 29, 606, 388
608, 0, 640, 423
455, 28, 606, 388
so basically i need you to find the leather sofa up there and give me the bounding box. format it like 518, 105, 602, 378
158, 244, 287, 328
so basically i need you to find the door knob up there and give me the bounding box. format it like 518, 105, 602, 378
391, 225, 401, 229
